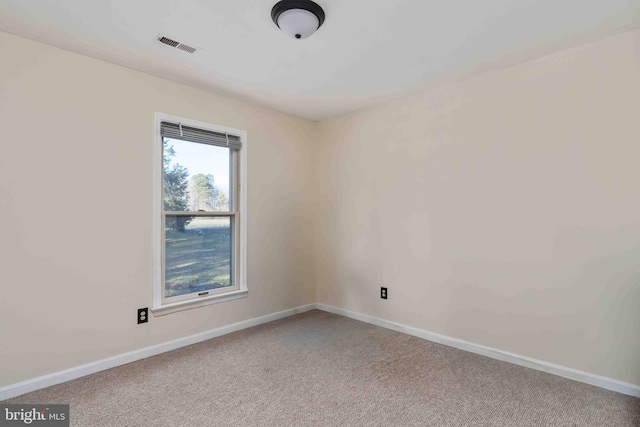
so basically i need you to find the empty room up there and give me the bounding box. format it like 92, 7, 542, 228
1, 0, 639, 425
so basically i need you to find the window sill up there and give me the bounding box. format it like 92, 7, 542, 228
151, 289, 248, 316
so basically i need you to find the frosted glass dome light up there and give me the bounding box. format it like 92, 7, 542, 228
271, 0, 325, 40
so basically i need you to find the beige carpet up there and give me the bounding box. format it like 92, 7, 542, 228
4, 310, 639, 426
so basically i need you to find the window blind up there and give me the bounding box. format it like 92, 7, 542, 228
161, 121, 242, 150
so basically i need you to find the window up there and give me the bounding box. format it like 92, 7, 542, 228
152, 113, 247, 315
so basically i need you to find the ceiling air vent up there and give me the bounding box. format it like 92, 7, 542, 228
156, 34, 199, 54
157, 36, 179, 47
176, 44, 197, 54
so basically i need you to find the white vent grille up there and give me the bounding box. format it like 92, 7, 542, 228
156, 34, 199, 54
158, 36, 179, 47
176, 44, 197, 54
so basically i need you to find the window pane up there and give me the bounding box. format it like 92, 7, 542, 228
163, 138, 231, 212
165, 215, 232, 298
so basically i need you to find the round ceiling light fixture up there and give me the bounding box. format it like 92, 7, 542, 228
271, 0, 325, 40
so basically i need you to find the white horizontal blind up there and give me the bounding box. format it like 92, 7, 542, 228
161, 121, 242, 150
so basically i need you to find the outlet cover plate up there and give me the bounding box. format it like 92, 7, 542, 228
138, 308, 149, 324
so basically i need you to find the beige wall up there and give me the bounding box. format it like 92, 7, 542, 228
314, 29, 640, 386
0, 31, 317, 387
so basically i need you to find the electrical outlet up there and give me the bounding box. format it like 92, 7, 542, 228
381, 287, 388, 299
138, 308, 148, 324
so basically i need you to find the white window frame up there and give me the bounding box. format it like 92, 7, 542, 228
152, 112, 247, 316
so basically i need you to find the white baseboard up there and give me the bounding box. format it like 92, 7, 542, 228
0, 303, 316, 401
315, 303, 640, 398
3, 302, 638, 401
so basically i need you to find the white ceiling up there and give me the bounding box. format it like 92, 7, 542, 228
1, 0, 639, 121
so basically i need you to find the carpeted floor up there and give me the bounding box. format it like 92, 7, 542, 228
4, 310, 640, 426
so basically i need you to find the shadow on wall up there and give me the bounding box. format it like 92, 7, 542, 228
439, 223, 640, 383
